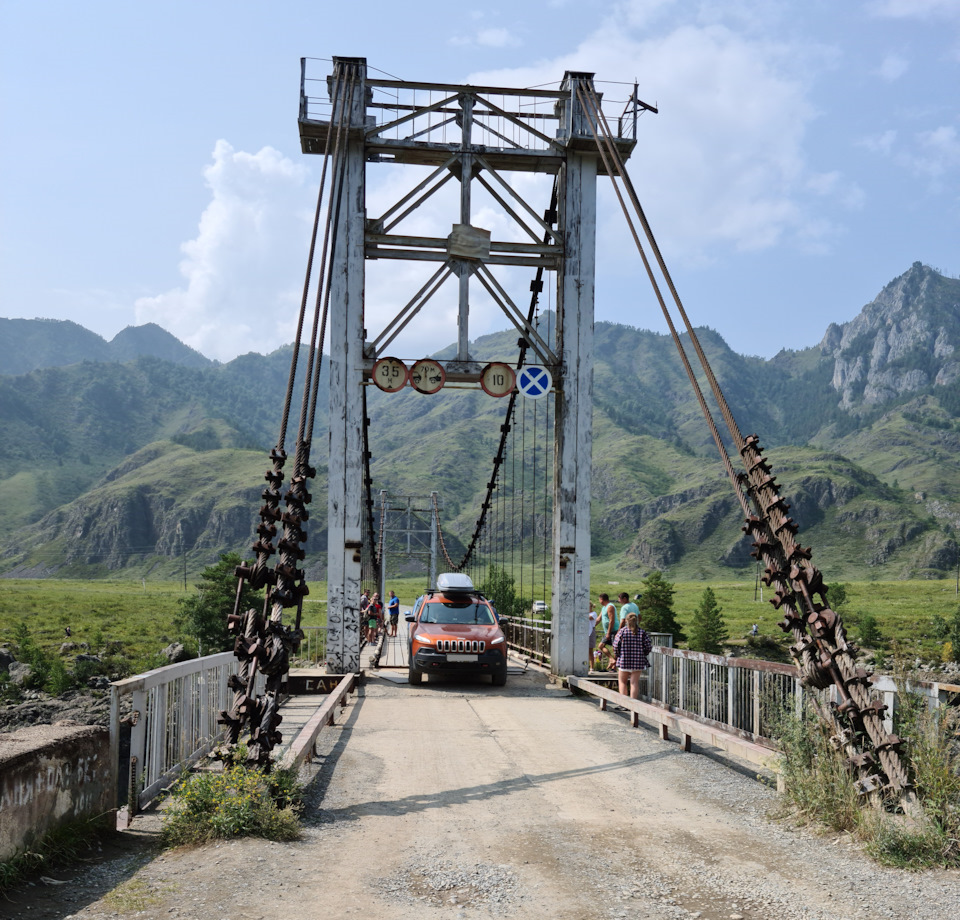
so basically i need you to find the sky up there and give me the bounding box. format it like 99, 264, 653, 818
1, 0, 958, 364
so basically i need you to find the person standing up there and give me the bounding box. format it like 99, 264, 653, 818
387, 590, 400, 637
618, 591, 639, 623
597, 593, 618, 671
612, 611, 653, 700
366, 593, 383, 643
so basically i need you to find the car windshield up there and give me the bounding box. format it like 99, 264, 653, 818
420, 600, 496, 625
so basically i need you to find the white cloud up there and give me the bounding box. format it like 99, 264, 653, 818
877, 53, 909, 81
468, 15, 843, 264
477, 28, 521, 48
450, 23, 522, 48
909, 124, 960, 179
860, 129, 898, 155
861, 123, 960, 185
134, 141, 313, 362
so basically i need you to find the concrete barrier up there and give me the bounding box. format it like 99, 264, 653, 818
0, 723, 114, 862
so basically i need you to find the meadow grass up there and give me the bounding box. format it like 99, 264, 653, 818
2, 575, 957, 662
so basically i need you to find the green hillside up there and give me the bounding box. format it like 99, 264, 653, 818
2, 263, 960, 583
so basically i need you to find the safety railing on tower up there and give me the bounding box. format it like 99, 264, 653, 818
299, 58, 646, 154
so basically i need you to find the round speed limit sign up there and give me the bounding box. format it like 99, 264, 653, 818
372, 356, 408, 393
480, 362, 516, 397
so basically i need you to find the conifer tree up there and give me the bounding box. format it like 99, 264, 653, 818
176, 552, 263, 655
688, 586, 728, 655
637, 571, 686, 643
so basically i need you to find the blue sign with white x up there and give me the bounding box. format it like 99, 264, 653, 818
517, 365, 552, 400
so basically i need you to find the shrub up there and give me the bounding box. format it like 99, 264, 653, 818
161, 764, 303, 847
773, 686, 960, 869
774, 703, 861, 833
948, 606, 960, 664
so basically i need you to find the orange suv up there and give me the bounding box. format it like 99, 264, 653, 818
406, 573, 508, 686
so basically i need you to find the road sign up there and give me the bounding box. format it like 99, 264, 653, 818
410, 359, 445, 394
517, 365, 552, 399
479, 362, 516, 397
372, 356, 408, 393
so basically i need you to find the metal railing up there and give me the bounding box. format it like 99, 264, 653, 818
110, 653, 265, 817
647, 648, 802, 747
292, 626, 328, 666
504, 617, 673, 662
298, 58, 645, 148
505, 630, 960, 748
504, 616, 551, 662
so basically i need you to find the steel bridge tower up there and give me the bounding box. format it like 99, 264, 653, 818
299, 57, 637, 676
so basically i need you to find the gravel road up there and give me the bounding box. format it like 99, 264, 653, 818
4, 664, 959, 920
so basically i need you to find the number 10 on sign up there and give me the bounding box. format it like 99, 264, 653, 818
480, 362, 516, 397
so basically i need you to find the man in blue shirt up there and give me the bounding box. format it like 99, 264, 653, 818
387, 590, 401, 636
618, 592, 640, 623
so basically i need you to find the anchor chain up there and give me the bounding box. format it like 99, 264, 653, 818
739, 434, 911, 797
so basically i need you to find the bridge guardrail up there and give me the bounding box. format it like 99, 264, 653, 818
110, 652, 266, 821
293, 626, 329, 666
505, 627, 959, 748
504, 617, 673, 663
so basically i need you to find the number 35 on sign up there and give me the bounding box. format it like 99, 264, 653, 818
372, 357, 408, 393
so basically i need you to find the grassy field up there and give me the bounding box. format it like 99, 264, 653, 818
2, 574, 957, 664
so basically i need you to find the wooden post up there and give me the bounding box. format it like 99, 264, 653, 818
326, 57, 367, 675
551, 72, 598, 678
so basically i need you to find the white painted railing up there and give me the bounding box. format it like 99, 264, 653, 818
595, 647, 960, 748
504, 615, 673, 662
645, 648, 802, 747
293, 626, 329, 666
503, 627, 960, 749
109, 653, 265, 818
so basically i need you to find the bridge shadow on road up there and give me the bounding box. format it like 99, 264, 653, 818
308, 748, 674, 823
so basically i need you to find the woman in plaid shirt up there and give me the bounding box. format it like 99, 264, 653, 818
612, 611, 653, 700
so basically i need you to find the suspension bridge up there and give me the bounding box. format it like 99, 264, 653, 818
198, 55, 912, 811
6, 57, 940, 888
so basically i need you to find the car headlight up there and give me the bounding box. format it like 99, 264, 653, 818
490, 636, 505, 645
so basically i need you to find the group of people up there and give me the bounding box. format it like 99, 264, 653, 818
588, 591, 653, 699
360, 589, 401, 643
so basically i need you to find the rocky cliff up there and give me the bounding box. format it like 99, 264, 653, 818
821, 263, 960, 409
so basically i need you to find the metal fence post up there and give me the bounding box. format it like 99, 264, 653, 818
129, 689, 146, 816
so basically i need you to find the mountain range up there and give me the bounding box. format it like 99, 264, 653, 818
2, 261, 960, 583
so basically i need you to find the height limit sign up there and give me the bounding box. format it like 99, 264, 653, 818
517, 365, 552, 400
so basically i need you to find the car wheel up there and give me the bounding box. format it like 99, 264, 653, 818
491, 668, 507, 687
408, 666, 423, 685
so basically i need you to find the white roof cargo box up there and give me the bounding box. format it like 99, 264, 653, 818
436, 572, 475, 594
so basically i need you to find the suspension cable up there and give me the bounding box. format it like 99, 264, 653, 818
576, 81, 912, 798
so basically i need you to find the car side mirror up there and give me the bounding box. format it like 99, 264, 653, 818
404, 613, 415, 622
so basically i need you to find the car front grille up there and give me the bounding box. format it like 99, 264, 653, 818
436, 639, 486, 653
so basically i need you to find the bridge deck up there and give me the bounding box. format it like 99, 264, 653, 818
101, 662, 955, 920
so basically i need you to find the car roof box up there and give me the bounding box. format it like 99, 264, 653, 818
436, 572, 474, 594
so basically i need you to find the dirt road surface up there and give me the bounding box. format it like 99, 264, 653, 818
5, 665, 959, 920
